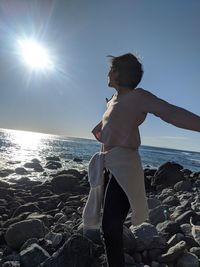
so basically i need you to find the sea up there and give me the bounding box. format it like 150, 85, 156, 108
0, 128, 200, 182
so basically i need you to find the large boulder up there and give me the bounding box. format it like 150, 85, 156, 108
5, 219, 45, 250
51, 174, 80, 194
151, 161, 184, 188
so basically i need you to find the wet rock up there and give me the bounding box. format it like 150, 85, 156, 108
15, 167, 29, 175
0, 180, 10, 188
5, 219, 45, 249
0, 169, 14, 177
162, 195, 179, 206
20, 243, 50, 267
176, 251, 199, 267
45, 161, 62, 170
24, 162, 42, 169
73, 157, 83, 163
46, 156, 60, 161
0, 188, 15, 198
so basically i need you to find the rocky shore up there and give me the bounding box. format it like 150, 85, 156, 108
0, 157, 200, 267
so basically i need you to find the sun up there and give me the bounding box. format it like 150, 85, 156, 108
17, 39, 54, 70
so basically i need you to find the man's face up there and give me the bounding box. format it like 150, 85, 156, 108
108, 65, 119, 87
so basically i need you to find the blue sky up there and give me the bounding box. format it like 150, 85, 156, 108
0, 0, 199, 152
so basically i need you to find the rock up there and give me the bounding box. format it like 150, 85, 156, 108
51, 174, 80, 194
39, 234, 94, 267
52, 169, 84, 179
20, 243, 50, 267
148, 248, 163, 261
148, 197, 162, 209
45, 231, 63, 248
175, 210, 196, 225
73, 157, 83, 162
174, 180, 192, 192
2, 261, 20, 267
15, 167, 28, 175
162, 195, 179, 206
12, 203, 41, 217
130, 222, 159, 251
45, 161, 62, 169
158, 188, 175, 202
5, 219, 45, 250
183, 235, 200, 249
151, 161, 183, 187
156, 220, 183, 237
180, 223, 192, 236
46, 156, 60, 161
0, 188, 15, 199
149, 205, 169, 225
190, 247, 200, 257
0, 169, 14, 177
176, 251, 199, 267
20, 238, 39, 251
26, 213, 53, 228
158, 240, 186, 263
24, 162, 43, 169
0, 180, 10, 188
190, 219, 200, 245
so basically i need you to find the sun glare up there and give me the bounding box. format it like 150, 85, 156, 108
17, 39, 54, 70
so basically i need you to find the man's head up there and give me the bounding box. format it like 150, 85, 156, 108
107, 53, 143, 89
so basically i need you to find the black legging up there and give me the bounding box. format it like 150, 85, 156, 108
101, 168, 130, 267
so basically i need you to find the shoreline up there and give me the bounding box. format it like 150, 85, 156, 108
0, 157, 200, 266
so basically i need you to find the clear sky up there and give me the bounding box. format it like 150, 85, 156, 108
0, 0, 199, 152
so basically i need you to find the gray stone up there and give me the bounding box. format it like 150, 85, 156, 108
176, 252, 199, 267
39, 234, 94, 267
5, 219, 45, 250
20, 243, 50, 267
45, 231, 63, 247
158, 240, 186, 263
180, 223, 192, 236
15, 167, 28, 175
51, 174, 80, 194
149, 205, 169, 225
156, 220, 182, 236
12, 203, 41, 217
147, 197, 162, 209
190, 247, 200, 257
174, 180, 192, 192
130, 222, 158, 251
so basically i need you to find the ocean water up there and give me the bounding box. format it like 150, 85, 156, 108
0, 128, 200, 182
